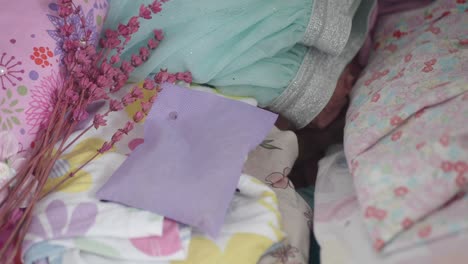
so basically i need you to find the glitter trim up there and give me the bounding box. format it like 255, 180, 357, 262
270, 0, 376, 128
301, 0, 360, 56
301, 0, 327, 48
268, 48, 344, 128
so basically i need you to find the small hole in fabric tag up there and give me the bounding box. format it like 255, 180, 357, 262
168, 111, 178, 120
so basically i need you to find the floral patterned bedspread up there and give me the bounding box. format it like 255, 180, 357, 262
344, 0, 468, 252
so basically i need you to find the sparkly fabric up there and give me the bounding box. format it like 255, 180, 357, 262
271, 0, 376, 128
301, 0, 362, 55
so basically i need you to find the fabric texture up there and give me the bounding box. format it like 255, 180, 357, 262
104, 0, 368, 128
104, 0, 312, 106
357, 0, 435, 67
22, 150, 190, 263
302, 0, 362, 55
24, 220, 190, 264
0, 0, 107, 153
26, 174, 285, 264
24, 82, 285, 264
314, 146, 468, 264
172, 174, 284, 264
243, 127, 311, 264
97, 83, 277, 236
21, 81, 188, 264
344, 0, 468, 251
269, 0, 376, 128
22, 149, 189, 263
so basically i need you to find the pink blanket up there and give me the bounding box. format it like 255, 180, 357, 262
314, 146, 468, 263
357, 0, 435, 67
345, 0, 468, 252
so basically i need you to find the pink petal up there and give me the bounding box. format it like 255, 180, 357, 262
265, 172, 284, 184
130, 220, 182, 256
272, 178, 290, 189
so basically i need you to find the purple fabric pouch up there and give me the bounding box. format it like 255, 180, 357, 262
97, 83, 277, 236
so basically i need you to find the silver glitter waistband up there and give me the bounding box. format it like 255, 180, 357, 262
268, 48, 346, 128
270, 0, 376, 128
301, 0, 361, 56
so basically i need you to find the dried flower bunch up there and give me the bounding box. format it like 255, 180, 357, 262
0, 0, 191, 262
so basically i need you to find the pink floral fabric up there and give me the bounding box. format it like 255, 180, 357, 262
0, 0, 107, 150
344, 0, 468, 251
314, 146, 468, 264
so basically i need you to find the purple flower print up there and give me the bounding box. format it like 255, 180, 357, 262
93, 0, 109, 9
25, 69, 62, 134
0, 52, 24, 90
25, 199, 97, 250
47, 7, 98, 59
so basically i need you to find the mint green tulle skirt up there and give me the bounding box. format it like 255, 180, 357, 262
105, 0, 312, 106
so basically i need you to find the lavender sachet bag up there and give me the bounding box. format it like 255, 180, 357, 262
97, 83, 277, 236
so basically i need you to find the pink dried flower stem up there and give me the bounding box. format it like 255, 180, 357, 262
0, 1, 190, 261
56, 95, 89, 152
0, 158, 46, 261
0, 64, 77, 264
0, 122, 77, 262
39, 151, 100, 199
0, 143, 48, 218
0, 165, 51, 263
40, 116, 137, 199
60, 109, 112, 153
60, 123, 94, 152
41, 90, 67, 146
38, 119, 110, 198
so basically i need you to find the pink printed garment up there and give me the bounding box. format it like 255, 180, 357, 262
0, 0, 107, 150
314, 146, 468, 264
344, 0, 468, 252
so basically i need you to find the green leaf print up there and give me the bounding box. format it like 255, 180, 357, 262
382, 164, 392, 174
11, 116, 20, 125
260, 139, 282, 150
9, 100, 18, 107
0, 88, 25, 130
96, 15, 103, 26
148, 214, 163, 222
75, 238, 121, 257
